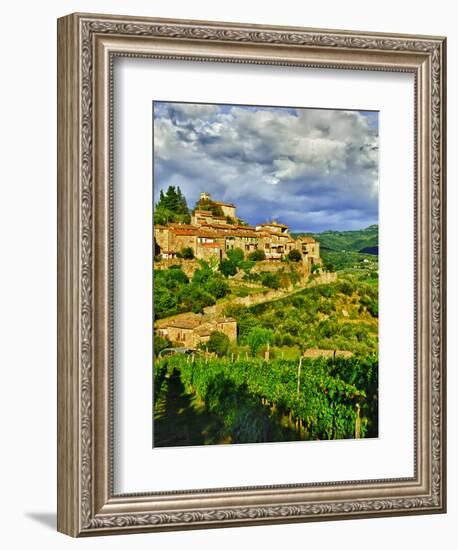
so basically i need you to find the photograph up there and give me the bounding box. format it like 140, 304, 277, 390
55, 11, 446, 537
152, 101, 379, 447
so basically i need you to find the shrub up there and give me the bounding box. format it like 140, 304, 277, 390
245, 327, 273, 356
287, 249, 302, 262
248, 249, 266, 262
260, 272, 280, 289
180, 247, 194, 259
227, 248, 244, 265
366, 301, 378, 317
206, 331, 231, 357
219, 259, 237, 277
204, 276, 230, 299
154, 334, 171, 357
179, 285, 215, 313
239, 260, 255, 274
338, 280, 354, 296
323, 259, 335, 272
318, 299, 333, 314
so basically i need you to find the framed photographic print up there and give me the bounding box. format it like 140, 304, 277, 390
57, 13, 446, 536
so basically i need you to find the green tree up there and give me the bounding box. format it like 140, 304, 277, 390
287, 249, 302, 262
154, 334, 171, 357
204, 276, 230, 299
245, 327, 272, 356
194, 197, 224, 217
227, 248, 244, 265
248, 249, 266, 261
180, 247, 194, 259
154, 205, 175, 225
206, 331, 230, 357
155, 185, 190, 224
260, 272, 280, 289
219, 259, 237, 277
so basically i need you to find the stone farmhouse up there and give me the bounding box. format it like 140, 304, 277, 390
156, 313, 237, 349
154, 192, 320, 265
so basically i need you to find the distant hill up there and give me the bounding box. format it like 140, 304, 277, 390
293, 224, 378, 254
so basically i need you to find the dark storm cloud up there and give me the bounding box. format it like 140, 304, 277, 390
153, 102, 379, 231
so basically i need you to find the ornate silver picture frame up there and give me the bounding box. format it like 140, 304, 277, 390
57, 12, 446, 536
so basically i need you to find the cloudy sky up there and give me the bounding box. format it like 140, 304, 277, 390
153, 101, 378, 232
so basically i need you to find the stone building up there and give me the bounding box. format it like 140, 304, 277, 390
156, 313, 237, 349
154, 192, 320, 265
198, 192, 236, 219
296, 236, 321, 264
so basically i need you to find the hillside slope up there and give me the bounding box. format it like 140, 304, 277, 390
294, 224, 378, 253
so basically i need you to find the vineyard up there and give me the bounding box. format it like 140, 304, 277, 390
153, 353, 378, 446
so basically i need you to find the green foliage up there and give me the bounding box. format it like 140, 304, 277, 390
338, 280, 354, 296
238, 260, 255, 274
287, 249, 302, 262
311, 263, 321, 273
158, 186, 189, 214
227, 247, 244, 265
154, 185, 190, 224
194, 197, 224, 217
294, 224, 378, 253
154, 265, 229, 319
180, 247, 194, 259
154, 334, 171, 357
219, 259, 238, 278
321, 250, 378, 273
245, 327, 273, 356
248, 249, 266, 261
179, 285, 216, 313
260, 272, 280, 289
207, 331, 231, 357
226, 277, 378, 356
156, 353, 378, 441
203, 276, 230, 299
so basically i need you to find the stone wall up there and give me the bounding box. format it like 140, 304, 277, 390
153, 258, 200, 278
203, 271, 338, 316
251, 259, 311, 280
307, 272, 338, 286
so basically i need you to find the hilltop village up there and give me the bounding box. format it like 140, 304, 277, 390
154, 190, 324, 351
154, 191, 320, 265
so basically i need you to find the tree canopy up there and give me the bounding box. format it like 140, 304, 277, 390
154, 185, 190, 224
248, 249, 266, 262
194, 197, 224, 217
206, 331, 231, 357
287, 249, 302, 262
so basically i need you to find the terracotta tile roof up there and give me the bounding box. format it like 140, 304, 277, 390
258, 222, 288, 228
200, 242, 222, 248
200, 222, 236, 230
155, 312, 202, 329
168, 318, 202, 329
260, 230, 290, 238
194, 210, 226, 220
297, 236, 316, 243
173, 228, 198, 236
194, 322, 215, 336
216, 317, 236, 324
235, 224, 256, 231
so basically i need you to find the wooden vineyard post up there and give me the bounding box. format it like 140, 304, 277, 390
297, 356, 302, 398
355, 402, 361, 439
